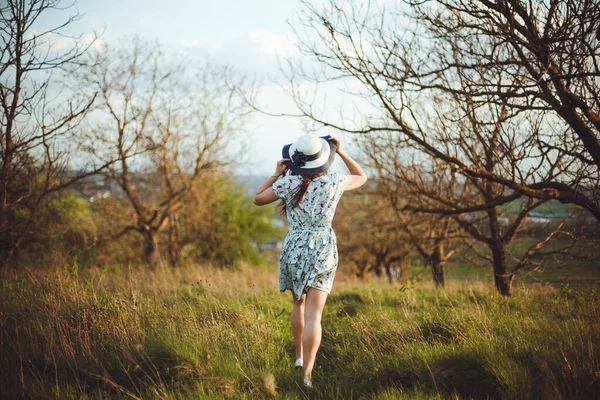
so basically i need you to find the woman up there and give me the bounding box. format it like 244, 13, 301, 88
253, 134, 367, 388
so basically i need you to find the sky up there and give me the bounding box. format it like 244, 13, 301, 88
36, 0, 356, 175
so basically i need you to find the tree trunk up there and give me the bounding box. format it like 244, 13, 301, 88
430, 247, 445, 288
356, 264, 367, 279
168, 215, 181, 267
168, 243, 181, 267
371, 252, 384, 278
373, 264, 383, 277
384, 262, 393, 283
491, 244, 513, 296
143, 229, 160, 267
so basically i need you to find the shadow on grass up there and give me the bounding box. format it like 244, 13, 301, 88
429, 352, 501, 400
93, 338, 207, 397
418, 321, 459, 344
309, 344, 502, 399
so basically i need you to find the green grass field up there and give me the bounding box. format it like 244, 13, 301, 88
499, 199, 575, 214
1, 262, 599, 399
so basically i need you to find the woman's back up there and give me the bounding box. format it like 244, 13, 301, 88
274, 172, 348, 230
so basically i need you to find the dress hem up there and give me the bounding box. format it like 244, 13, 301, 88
280, 285, 331, 298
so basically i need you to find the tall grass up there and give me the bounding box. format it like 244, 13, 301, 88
1, 262, 598, 399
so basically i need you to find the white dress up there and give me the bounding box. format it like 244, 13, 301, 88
272, 172, 349, 300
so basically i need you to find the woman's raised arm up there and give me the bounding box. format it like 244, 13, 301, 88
253, 159, 289, 206
330, 137, 367, 191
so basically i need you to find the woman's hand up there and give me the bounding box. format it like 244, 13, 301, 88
273, 159, 289, 177
254, 159, 289, 206
331, 136, 368, 191
329, 137, 344, 154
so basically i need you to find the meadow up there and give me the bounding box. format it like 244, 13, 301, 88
1, 260, 599, 400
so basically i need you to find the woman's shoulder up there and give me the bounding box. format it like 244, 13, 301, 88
320, 172, 348, 185
317, 172, 349, 195
273, 175, 302, 200
274, 175, 302, 190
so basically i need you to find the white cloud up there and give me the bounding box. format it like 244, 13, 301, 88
181, 40, 201, 48
249, 30, 298, 58
180, 39, 222, 54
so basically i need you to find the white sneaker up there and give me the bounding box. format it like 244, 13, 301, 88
303, 378, 313, 389
294, 358, 303, 368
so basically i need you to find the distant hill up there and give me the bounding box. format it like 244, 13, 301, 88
233, 175, 271, 195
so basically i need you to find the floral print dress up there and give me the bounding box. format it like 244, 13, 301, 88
272, 172, 349, 300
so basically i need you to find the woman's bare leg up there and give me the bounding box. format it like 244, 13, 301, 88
291, 293, 306, 360
302, 287, 328, 381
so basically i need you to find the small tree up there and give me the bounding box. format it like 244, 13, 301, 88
360, 93, 572, 295
72, 37, 253, 266
0, 0, 107, 266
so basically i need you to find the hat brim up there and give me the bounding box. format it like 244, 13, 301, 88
282, 136, 337, 175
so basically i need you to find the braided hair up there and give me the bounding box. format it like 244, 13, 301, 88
279, 172, 326, 214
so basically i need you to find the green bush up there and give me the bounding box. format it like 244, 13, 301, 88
190, 179, 285, 267
1, 188, 97, 267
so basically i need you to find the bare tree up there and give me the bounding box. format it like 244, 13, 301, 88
288, 0, 600, 220
356, 134, 468, 288
405, 0, 600, 172
72, 37, 253, 266
375, 179, 457, 288
335, 181, 460, 287
336, 192, 413, 282
359, 89, 573, 295
0, 0, 106, 266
